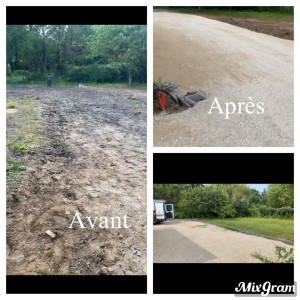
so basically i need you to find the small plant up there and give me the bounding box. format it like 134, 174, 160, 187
6, 160, 26, 183
7, 142, 36, 154
7, 104, 16, 109
253, 245, 294, 263
275, 246, 294, 263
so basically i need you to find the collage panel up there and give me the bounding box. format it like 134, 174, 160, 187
153, 153, 294, 294
3, 3, 297, 297
153, 6, 294, 147
6, 6, 147, 294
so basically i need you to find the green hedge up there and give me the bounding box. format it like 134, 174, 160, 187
67, 63, 125, 83
248, 205, 293, 219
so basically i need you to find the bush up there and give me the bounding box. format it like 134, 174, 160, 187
272, 207, 294, 219
233, 200, 249, 217
248, 206, 259, 217
26, 71, 44, 81
219, 204, 236, 218
67, 65, 90, 82
259, 205, 268, 217
67, 63, 123, 83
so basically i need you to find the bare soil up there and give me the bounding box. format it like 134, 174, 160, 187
6, 86, 147, 275
199, 15, 294, 40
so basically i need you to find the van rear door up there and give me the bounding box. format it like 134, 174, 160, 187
165, 204, 174, 219
155, 202, 166, 221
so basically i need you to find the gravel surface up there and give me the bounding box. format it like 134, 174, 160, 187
154, 220, 293, 263
153, 12, 294, 147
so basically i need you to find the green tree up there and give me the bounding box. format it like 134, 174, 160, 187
267, 184, 294, 208
249, 188, 262, 206
90, 25, 147, 85
178, 185, 232, 218
6, 25, 28, 72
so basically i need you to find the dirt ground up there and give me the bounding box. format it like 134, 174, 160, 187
199, 14, 294, 40
153, 12, 294, 147
6, 86, 147, 275
154, 220, 293, 263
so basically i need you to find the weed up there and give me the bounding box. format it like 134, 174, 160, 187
7, 104, 16, 109
253, 246, 294, 263
7, 142, 36, 154
6, 160, 26, 183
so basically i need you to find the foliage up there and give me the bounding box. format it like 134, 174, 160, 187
7, 142, 36, 154
253, 246, 294, 263
178, 185, 232, 218
154, 184, 294, 220
6, 160, 26, 183
267, 184, 294, 208
6, 25, 146, 85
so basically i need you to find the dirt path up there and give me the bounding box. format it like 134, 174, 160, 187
6, 86, 147, 275
153, 12, 294, 147
197, 14, 293, 40
153, 220, 293, 263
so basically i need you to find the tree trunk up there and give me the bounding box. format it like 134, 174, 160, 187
127, 68, 132, 86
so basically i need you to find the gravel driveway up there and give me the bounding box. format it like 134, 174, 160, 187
153, 220, 293, 263
153, 12, 294, 147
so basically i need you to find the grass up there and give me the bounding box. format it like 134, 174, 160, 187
6, 160, 26, 184
7, 142, 36, 154
6, 96, 44, 185
6, 78, 146, 89
155, 7, 294, 19
195, 217, 294, 242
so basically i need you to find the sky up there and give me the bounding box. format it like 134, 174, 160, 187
248, 184, 269, 193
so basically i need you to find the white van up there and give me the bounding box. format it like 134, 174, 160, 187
153, 199, 174, 224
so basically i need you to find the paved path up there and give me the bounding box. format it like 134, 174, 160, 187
153, 220, 293, 263
153, 12, 294, 147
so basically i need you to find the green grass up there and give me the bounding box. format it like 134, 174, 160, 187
6, 78, 146, 89
6, 160, 26, 184
155, 7, 294, 19
7, 142, 37, 154
196, 217, 294, 242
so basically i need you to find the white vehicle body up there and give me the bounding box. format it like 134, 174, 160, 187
153, 199, 174, 224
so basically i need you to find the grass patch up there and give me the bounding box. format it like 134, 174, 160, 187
155, 7, 294, 19
195, 217, 294, 242
7, 142, 36, 154
253, 246, 294, 263
6, 95, 44, 185
7, 78, 146, 89
6, 160, 26, 184
7, 103, 16, 109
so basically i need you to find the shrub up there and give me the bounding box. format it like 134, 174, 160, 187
219, 204, 236, 218
233, 200, 249, 217
67, 63, 123, 83
259, 205, 268, 217
248, 206, 259, 217
26, 71, 44, 81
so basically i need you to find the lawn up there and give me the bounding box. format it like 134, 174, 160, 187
196, 217, 294, 242
6, 78, 146, 89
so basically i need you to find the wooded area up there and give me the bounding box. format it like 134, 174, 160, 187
153, 184, 294, 219
6, 25, 147, 85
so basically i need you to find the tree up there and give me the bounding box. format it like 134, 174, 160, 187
267, 184, 294, 208
6, 25, 28, 72
178, 185, 232, 218
249, 188, 262, 206
90, 25, 147, 85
